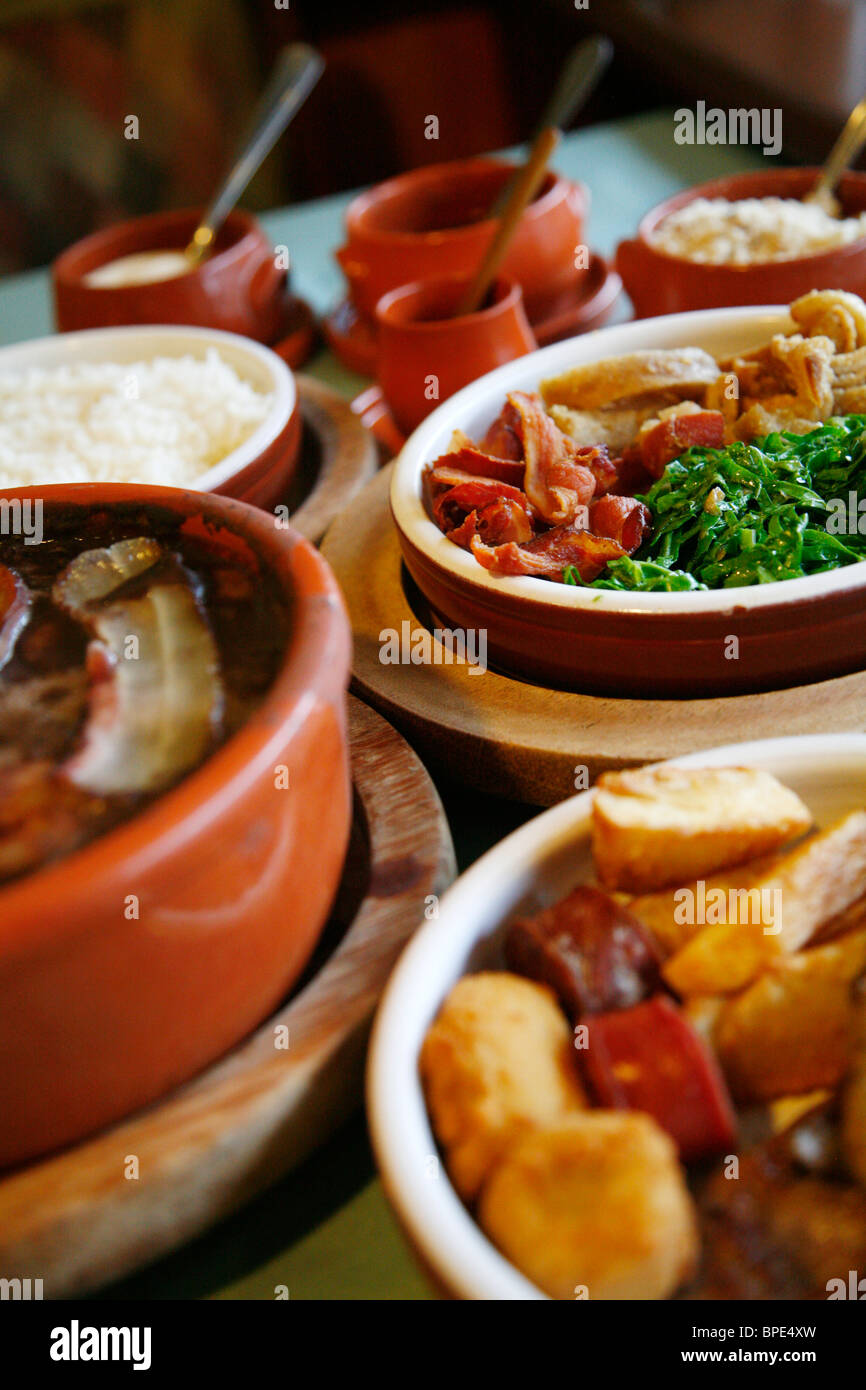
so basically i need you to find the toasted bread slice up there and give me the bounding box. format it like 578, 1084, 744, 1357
540, 347, 721, 412
592, 765, 812, 894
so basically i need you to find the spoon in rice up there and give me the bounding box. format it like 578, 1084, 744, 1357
804, 91, 866, 217
184, 44, 324, 268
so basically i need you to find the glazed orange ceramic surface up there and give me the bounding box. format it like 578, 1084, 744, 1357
0, 484, 352, 1166
376, 274, 536, 434
337, 158, 588, 323
53, 208, 288, 343
617, 168, 866, 318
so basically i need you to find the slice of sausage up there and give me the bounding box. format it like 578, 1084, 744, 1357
505, 885, 662, 1020
581, 995, 737, 1162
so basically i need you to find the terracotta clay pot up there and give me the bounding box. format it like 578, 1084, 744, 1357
617, 168, 866, 318
376, 274, 536, 435
0, 483, 352, 1166
337, 158, 588, 323
53, 208, 288, 343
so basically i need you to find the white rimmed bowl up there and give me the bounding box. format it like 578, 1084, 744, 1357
367, 731, 866, 1300
0, 324, 300, 509
390, 306, 866, 696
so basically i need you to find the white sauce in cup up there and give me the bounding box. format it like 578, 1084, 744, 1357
85, 250, 193, 288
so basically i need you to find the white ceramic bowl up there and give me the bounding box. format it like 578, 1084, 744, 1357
390, 307, 866, 695
0, 324, 298, 503
367, 732, 866, 1300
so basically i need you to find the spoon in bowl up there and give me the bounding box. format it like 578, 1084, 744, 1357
457, 126, 560, 316
488, 35, 613, 220
184, 43, 324, 267
804, 91, 866, 217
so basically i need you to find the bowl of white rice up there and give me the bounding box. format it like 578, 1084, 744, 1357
0, 324, 300, 509
616, 167, 866, 319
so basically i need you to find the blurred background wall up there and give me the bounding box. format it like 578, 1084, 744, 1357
1, 0, 864, 272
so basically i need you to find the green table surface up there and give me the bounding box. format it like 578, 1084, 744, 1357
0, 111, 765, 1301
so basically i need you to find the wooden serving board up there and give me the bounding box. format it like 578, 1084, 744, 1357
284, 375, 379, 543
321, 464, 866, 806
0, 696, 455, 1298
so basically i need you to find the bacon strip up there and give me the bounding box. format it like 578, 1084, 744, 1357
446, 497, 534, 550
481, 401, 524, 464
640, 409, 725, 478
477, 497, 534, 545
573, 443, 618, 496
445, 510, 478, 549
470, 525, 625, 581
431, 476, 532, 533
428, 447, 525, 489
507, 391, 597, 524
589, 495, 652, 553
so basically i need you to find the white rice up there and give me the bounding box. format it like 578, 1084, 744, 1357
650, 196, 866, 265
0, 349, 274, 489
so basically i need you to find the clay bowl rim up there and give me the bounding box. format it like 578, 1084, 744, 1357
390, 303, 866, 616
630, 167, 866, 273
51, 205, 269, 293
375, 272, 525, 335
0, 481, 349, 952
0, 324, 296, 495
345, 156, 587, 248
367, 730, 866, 1301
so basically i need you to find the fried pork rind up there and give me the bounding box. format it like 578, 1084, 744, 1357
630, 854, 784, 957
661, 809, 866, 996
790, 289, 866, 353
722, 332, 837, 440
540, 348, 721, 412
548, 403, 659, 453
591, 765, 812, 895
709, 292, 866, 439
420, 972, 586, 1202
734, 401, 823, 441
767, 333, 836, 412
703, 373, 741, 430
712, 931, 866, 1103
478, 1112, 699, 1300
539, 292, 866, 454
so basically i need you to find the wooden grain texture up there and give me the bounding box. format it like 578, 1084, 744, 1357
322, 464, 866, 806
285, 375, 379, 544
0, 695, 454, 1298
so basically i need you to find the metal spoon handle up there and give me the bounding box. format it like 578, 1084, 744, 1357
188, 44, 324, 261
533, 34, 613, 140
809, 91, 866, 207
489, 36, 613, 219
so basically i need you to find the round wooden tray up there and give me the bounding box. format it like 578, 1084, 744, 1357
321, 464, 866, 806
0, 695, 455, 1298
285, 375, 378, 543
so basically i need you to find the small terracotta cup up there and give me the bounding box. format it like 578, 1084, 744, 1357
338, 159, 588, 323
53, 207, 288, 342
376, 274, 537, 435
617, 167, 866, 318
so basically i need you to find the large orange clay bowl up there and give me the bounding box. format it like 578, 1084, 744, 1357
391, 307, 866, 699
617, 168, 866, 318
0, 484, 352, 1167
